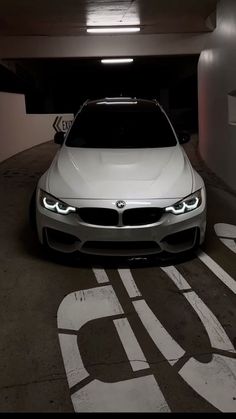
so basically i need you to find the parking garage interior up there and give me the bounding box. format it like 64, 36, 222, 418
0, 0, 236, 413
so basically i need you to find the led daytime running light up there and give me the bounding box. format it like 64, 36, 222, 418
165, 197, 199, 215
43, 197, 76, 215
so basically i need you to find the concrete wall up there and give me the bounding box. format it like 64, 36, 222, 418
198, 0, 236, 191
0, 92, 73, 162
0, 33, 210, 58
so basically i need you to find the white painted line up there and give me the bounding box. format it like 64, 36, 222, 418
180, 354, 236, 412
118, 269, 141, 298
57, 285, 123, 387
219, 238, 236, 254
58, 285, 170, 412
163, 266, 236, 411
185, 291, 235, 352
162, 265, 235, 352
219, 237, 236, 253
58, 334, 89, 388
57, 286, 124, 388
214, 223, 236, 255
113, 318, 149, 372
161, 266, 192, 290
197, 250, 236, 294
71, 375, 170, 412
214, 223, 236, 239
133, 300, 185, 365
93, 268, 110, 283
57, 285, 124, 331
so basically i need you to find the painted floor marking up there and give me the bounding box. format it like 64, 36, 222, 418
197, 250, 236, 294
71, 375, 170, 412
58, 333, 89, 388
58, 285, 123, 331
184, 291, 235, 352
219, 237, 236, 254
162, 265, 236, 412
113, 318, 149, 372
161, 266, 192, 290
58, 247, 236, 412
58, 284, 170, 412
162, 266, 235, 352
179, 354, 236, 412
93, 268, 110, 284
118, 269, 141, 298
214, 223, 236, 255
93, 268, 149, 372
133, 299, 185, 365
214, 223, 236, 239
58, 286, 124, 388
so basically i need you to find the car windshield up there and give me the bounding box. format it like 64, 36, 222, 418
66, 102, 177, 148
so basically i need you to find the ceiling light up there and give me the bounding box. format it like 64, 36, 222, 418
101, 58, 134, 64
87, 27, 140, 34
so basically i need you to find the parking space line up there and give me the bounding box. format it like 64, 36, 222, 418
197, 250, 236, 294
133, 299, 185, 365
93, 268, 110, 283
118, 269, 141, 298
113, 318, 149, 372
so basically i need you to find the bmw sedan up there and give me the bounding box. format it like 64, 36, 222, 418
35, 97, 206, 257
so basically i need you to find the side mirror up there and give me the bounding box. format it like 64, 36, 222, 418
177, 131, 191, 144
54, 131, 64, 145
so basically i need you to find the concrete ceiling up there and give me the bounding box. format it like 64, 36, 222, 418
0, 0, 218, 36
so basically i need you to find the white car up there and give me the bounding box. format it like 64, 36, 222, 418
35, 97, 206, 257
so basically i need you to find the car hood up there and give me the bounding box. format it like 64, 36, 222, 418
47, 146, 193, 199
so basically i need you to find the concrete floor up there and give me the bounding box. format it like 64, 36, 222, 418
0, 136, 236, 412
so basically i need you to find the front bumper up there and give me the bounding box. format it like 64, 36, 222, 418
36, 191, 206, 256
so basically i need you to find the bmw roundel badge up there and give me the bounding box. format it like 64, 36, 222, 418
116, 200, 126, 209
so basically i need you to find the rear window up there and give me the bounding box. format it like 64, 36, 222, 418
66, 103, 177, 148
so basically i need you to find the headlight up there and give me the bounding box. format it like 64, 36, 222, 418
165, 189, 202, 215
39, 190, 76, 215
